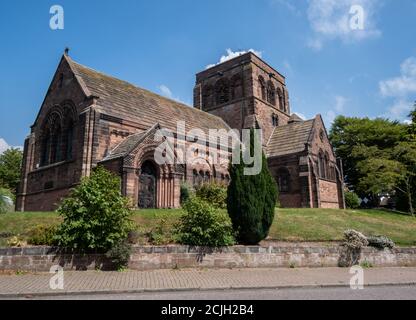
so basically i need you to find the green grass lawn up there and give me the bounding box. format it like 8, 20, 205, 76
0, 208, 415, 247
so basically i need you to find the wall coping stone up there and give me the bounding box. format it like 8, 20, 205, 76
2, 244, 416, 256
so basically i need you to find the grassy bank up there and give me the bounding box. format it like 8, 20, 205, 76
0, 208, 415, 247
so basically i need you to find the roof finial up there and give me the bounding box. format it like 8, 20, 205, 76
64, 47, 70, 56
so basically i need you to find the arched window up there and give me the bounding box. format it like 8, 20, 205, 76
40, 131, 51, 167
40, 112, 62, 166
202, 85, 213, 108
231, 75, 243, 100
205, 171, 211, 183
318, 151, 325, 179
277, 168, 290, 193
272, 114, 279, 127
282, 88, 287, 112
193, 169, 198, 186
258, 76, 266, 100
267, 81, 276, 105
277, 88, 285, 111
215, 78, 230, 105
50, 122, 62, 163
225, 174, 230, 184
198, 170, 205, 186
62, 110, 75, 161
324, 152, 330, 180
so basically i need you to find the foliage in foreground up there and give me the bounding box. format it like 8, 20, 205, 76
54, 166, 134, 252
175, 196, 235, 247
227, 130, 278, 245
344, 191, 361, 209
27, 225, 57, 246
0, 148, 23, 193
195, 182, 227, 209
330, 112, 416, 215
0, 187, 14, 214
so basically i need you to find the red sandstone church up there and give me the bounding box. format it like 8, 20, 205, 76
16, 51, 345, 211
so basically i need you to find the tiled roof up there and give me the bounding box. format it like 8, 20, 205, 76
102, 127, 154, 161
266, 119, 315, 157
66, 56, 231, 133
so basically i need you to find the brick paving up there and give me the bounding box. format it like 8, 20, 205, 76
1, 268, 415, 297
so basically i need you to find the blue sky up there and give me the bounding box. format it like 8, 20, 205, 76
1, 0, 416, 152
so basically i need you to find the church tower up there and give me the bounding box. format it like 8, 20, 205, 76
193, 52, 291, 145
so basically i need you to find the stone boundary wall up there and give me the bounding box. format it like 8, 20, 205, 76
0, 245, 415, 272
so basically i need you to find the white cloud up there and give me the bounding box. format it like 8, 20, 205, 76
379, 57, 416, 121
307, 0, 381, 50
282, 60, 294, 75
0, 138, 22, 154
404, 119, 412, 125
307, 38, 323, 51
206, 49, 262, 69
159, 85, 173, 98
325, 95, 348, 124
271, 0, 302, 16
158, 85, 189, 106
379, 57, 416, 97
326, 110, 337, 124
0, 138, 9, 154
334, 95, 347, 112
382, 99, 413, 121
292, 112, 307, 120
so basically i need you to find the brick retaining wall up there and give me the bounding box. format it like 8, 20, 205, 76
0, 245, 415, 272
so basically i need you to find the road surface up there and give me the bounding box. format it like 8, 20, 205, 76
15, 285, 416, 300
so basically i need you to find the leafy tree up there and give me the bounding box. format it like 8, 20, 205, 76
330, 116, 407, 192
353, 141, 416, 216
227, 129, 278, 245
0, 148, 23, 193
409, 102, 416, 137
393, 142, 416, 216
55, 166, 134, 251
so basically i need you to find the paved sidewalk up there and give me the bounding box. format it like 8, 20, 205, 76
1, 267, 416, 298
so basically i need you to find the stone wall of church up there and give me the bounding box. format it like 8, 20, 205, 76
91, 113, 146, 166
307, 116, 344, 209
319, 180, 340, 209
194, 52, 291, 146
268, 153, 304, 208
254, 98, 290, 145
17, 58, 92, 212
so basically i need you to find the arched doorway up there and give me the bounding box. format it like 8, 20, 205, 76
138, 160, 157, 209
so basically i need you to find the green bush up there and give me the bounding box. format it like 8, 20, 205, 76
227, 130, 278, 245
147, 217, 172, 245
0, 187, 14, 214
195, 182, 227, 209
27, 225, 58, 246
175, 196, 235, 247
345, 191, 361, 209
180, 183, 192, 205
105, 241, 132, 271
55, 166, 134, 252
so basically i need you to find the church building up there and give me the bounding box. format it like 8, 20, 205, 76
16, 51, 345, 211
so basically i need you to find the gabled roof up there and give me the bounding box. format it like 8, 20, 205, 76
101, 124, 159, 161
64, 55, 230, 133
266, 118, 315, 157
